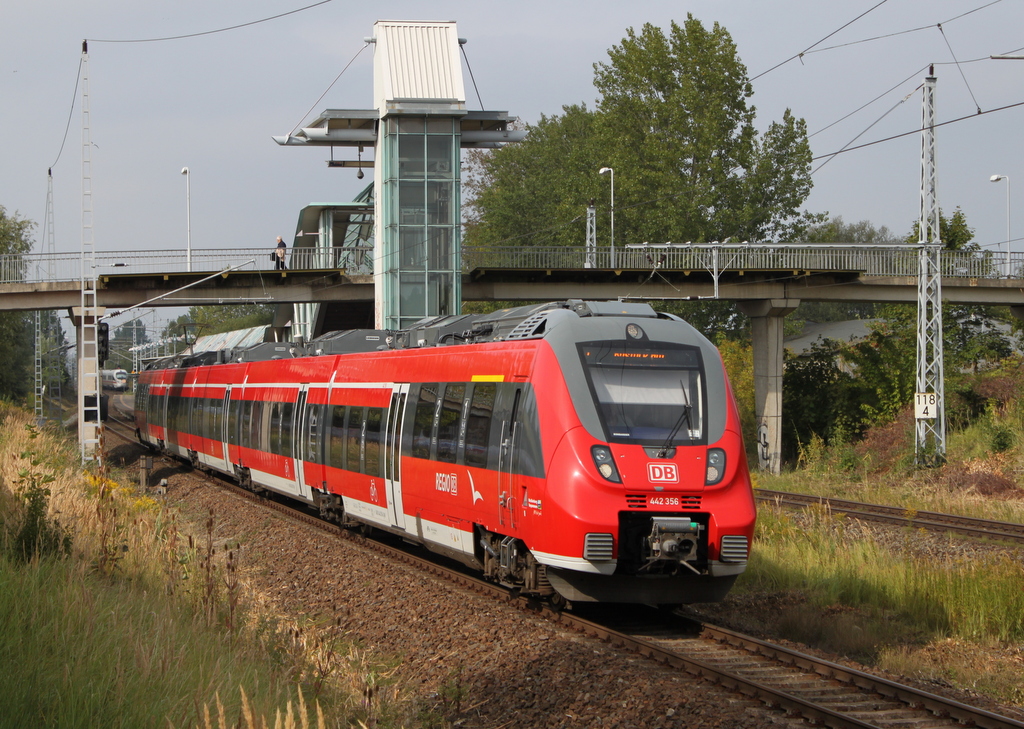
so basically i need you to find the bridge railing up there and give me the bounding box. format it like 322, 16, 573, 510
461, 244, 1018, 279
6, 246, 372, 285
3, 244, 1019, 284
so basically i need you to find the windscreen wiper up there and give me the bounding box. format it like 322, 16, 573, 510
657, 380, 692, 458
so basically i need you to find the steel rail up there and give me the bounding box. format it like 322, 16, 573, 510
757, 488, 1024, 544
700, 623, 1024, 729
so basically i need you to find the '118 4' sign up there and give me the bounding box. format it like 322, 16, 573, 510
915, 392, 938, 419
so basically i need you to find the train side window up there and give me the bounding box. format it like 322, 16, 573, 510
514, 387, 545, 479
364, 407, 383, 476
238, 401, 252, 449
235, 401, 246, 448
280, 402, 294, 458
328, 405, 345, 469
190, 395, 202, 436
173, 393, 183, 433
168, 394, 180, 434
207, 397, 219, 441
200, 397, 210, 440
250, 401, 264, 451
164, 394, 173, 432
412, 384, 438, 459
147, 387, 159, 427
436, 383, 464, 464
347, 406, 364, 471
268, 402, 278, 454
465, 383, 495, 469
228, 399, 239, 444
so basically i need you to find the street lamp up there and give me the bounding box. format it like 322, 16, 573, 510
599, 167, 614, 268
991, 174, 1010, 277
181, 167, 192, 272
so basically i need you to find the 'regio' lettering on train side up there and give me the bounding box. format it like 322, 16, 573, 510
435, 472, 458, 495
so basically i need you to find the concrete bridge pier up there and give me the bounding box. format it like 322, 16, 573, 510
737, 298, 800, 474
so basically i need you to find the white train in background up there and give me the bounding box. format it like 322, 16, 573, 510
101, 368, 130, 392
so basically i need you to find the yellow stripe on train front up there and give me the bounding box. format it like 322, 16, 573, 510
471, 375, 505, 382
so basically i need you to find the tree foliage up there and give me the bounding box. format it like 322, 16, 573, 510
0, 206, 36, 400
160, 305, 275, 341
781, 209, 1017, 459
792, 216, 901, 324
465, 16, 816, 250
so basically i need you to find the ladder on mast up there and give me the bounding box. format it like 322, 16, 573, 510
78, 41, 103, 465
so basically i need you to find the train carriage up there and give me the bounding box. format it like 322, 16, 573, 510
135, 300, 756, 605
101, 368, 130, 391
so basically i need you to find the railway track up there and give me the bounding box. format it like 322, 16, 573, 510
757, 488, 1024, 544
100, 414, 1024, 729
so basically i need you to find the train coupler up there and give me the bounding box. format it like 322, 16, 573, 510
642, 517, 702, 575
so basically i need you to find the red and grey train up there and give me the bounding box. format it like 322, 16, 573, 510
134, 300, 756, 605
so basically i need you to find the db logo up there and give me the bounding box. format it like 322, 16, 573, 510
647, 463, 679, 483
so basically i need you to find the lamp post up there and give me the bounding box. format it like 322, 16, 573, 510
181, 167, 192, 272
991, 174, 1010, 277
599, 167, 614, 268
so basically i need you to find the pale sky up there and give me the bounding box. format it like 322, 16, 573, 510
3, 0, 1023, 304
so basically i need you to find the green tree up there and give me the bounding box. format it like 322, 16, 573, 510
783, 339, 864, 457
839, 209, 1012, 427
793, 216, 901, 324
465, 17, 816, 250
465, 106, 601, 247
592, 18, 815, 244
186, 304, 275, 336
0, 206, 36, 400
905, 208, 1013, 372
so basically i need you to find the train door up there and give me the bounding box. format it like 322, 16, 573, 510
301, 386, 326, 496
384, 384, 410, 530
219, 387, 232, 471
497, 387, 521, 530
292, 386, 314, 502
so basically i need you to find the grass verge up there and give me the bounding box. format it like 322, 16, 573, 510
0, 405, 417, 728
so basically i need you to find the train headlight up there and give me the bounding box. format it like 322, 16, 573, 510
591, 445, 621, 483
705, 448, 726, 485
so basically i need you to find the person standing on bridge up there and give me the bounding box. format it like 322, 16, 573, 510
273, 236, 287, 270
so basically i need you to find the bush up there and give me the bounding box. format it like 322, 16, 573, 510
5, 424, 72, 563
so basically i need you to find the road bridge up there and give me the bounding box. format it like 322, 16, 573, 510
11, 243, 1024, 475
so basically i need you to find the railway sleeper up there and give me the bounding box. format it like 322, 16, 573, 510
478, 529, 554, 598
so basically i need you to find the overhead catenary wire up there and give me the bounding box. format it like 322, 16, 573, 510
287, 41, 371, 138
797, 0, 1004, 59
937, 23, 982, 114
751, 0, 891, 81
86, 0, 335, 43
48, 54, 84, 170
811, 98, 1024, 162
811, 85, 921, 175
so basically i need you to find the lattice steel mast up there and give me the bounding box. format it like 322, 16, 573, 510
915, 68, 946, 465
34, 170, 61, 423
78, 41, 103, 465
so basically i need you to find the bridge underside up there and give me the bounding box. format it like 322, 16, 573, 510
4, 267, 1024, 316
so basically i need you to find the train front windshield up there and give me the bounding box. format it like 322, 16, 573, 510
580, 341, 705, 446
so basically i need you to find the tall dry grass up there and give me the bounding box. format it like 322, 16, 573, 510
0, 406, 417, 728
